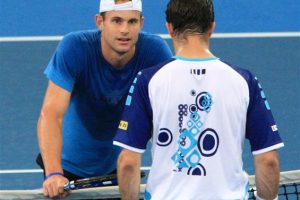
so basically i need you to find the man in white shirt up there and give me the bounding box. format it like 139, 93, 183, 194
113, 0, 283, 199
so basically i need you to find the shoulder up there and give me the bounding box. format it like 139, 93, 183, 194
129, 59, 176, 102
220, 60, 255, 84
137, 32, 168, 47
57, 30, 100, 57
61, 30, 100, 46
135, 32, 172, 64
140, 58, 176, 82
219, 60, 263, 104
139, 32, 165, 42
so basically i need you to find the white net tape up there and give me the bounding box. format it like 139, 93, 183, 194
0, 170, 299, 200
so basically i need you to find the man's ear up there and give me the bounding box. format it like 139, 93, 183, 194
166, 22, 175, 38
95, 14, 104, 31
140, 16, 144, 29
208, 22, 215, 37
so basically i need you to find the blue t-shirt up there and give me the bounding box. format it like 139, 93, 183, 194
113, 57, 283, 199
44, 30, 172, 177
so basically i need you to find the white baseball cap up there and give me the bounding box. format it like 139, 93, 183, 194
99, 0, 142, 13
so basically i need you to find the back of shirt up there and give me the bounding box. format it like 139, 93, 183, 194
114, 57, 284, 200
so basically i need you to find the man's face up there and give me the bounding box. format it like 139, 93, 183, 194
96, 10, 143, 55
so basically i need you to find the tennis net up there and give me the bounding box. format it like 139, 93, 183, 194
248, 170, 300, 200
0, 170, 299, 199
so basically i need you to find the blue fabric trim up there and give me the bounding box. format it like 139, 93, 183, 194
173, 56, 219, 62
144, 189, 152, 200
243, 181, 250, 200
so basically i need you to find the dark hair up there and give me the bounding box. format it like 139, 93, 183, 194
100, 12, 106, 19
166, 0, 214, 35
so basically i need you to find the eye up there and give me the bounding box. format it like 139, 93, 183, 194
112, 18, 122, 24
128, 19, 138, 25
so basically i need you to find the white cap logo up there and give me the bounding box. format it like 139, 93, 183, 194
99, 0, 142, 13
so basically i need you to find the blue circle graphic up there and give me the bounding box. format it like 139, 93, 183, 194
195, 92, 213, 112
158, 132, 169, 143
187, 163, 206, 176
189, 104, 198, 113
157, 128, 173, 147
198, 128, 219, 157
190, 90, 196, 96
203, 134, 215, 151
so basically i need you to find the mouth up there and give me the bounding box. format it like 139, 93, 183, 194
117, 38, 131, 44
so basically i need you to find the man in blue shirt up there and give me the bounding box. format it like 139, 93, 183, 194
36, 0, 172, 198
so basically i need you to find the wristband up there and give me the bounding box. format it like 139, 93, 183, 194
45, 172, 64, 180
256, 193, 278, 200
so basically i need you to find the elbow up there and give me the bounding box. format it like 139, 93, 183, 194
37, 106, 63, 125
118, 150, 140, 173
255, 150, 280, 171
39, 106, 61, 120
37, 108, 50, 133
266, 157, 279, 170
264, 153, 279, 169
37, 106, 63, 136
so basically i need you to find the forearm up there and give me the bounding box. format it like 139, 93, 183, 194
37, 81, 71, 198
37, 113, 64, 175
117, 150, 141, 200
255, 166, 279, 199
254, 150, 280, 199
118, 167, 140, 200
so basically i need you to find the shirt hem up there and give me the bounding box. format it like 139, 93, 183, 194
113, 141, 145, 154
252, 143, 284, 155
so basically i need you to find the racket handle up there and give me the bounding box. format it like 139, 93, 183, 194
63, 171, 145, 191
64, 179, 118, 190
64, 180, 75, 190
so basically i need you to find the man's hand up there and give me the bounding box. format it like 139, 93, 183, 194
43, 175, 70, 198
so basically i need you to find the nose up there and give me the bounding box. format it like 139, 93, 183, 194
120, 23, 129, 34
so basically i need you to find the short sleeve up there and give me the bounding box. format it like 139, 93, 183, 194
113, 71, 153, 153
44, 33, 83, 92
245, 75, 284, 155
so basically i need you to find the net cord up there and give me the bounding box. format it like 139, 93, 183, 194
0, 170, 299, 200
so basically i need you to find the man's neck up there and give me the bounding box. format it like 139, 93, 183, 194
104, 50, 135, 68
173, 34, 214, 58
101, 40, 135, 69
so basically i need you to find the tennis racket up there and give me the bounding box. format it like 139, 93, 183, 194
64, 171, 146, 190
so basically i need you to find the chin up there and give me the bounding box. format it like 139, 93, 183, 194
115, 46, 133, 54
